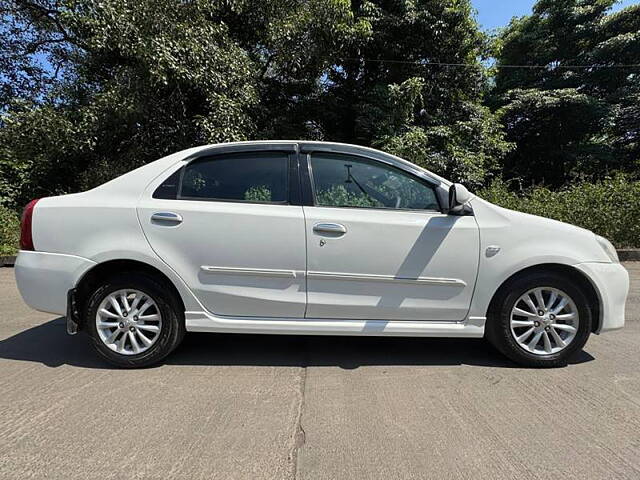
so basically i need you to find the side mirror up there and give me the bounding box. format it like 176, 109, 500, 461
448, 183, 472, 213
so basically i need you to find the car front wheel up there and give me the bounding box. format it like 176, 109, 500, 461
486, 272, 593, 368
84, 273, 185, 368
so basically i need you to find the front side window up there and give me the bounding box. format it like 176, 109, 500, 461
310, 153, 439, 210
178, 152, 288, 203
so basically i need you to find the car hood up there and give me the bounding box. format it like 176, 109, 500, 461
471, 197, 610, 264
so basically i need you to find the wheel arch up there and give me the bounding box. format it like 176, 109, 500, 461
486, 263, 602, 333
73, 259, 186, 330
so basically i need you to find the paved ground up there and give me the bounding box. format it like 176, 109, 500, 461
0, 264, 639, 480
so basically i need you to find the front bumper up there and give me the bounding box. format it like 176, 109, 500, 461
15, 251, 96, 316
575, 262, 629, 333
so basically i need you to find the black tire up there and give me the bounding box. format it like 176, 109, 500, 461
485, 272, 592, 368
84, 272, 185, 368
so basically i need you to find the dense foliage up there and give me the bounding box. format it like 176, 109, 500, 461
0, 0, 363, 205
492, 0, 640, 187
0, 0, 638, 249
0, 0, 511, 208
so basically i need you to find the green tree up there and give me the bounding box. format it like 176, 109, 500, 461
0, 0, 363, 208
587, 5, 640, 167
312, 0, 511, 186
496, 88, 612, 186
493, 0, 615, 94
492, 0, 640, 186
0, 0, 548, 208
1, 0, 258, 207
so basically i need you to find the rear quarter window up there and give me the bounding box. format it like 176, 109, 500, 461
152, 170, 181, 199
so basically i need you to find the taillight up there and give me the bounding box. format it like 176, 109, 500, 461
20, 199, 40, 251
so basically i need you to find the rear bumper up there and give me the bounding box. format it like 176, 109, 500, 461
15, 251, 96, 315
575, 262, 629, 333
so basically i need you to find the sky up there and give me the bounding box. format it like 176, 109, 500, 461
472, 0, 640, 31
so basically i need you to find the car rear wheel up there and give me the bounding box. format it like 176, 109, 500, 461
85, 273, 185, 368
485, 272, 592, 368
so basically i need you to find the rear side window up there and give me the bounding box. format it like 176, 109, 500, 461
154, 152, 289, 203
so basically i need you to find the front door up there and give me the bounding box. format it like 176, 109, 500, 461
138, 149, 307, 318
303, 151, 479, 321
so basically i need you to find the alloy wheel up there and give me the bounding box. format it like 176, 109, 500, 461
509, 287, 579, 355
95, 289, 163, 355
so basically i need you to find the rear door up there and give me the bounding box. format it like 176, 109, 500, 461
301, 149, 480, 321
138, 146, 307, 318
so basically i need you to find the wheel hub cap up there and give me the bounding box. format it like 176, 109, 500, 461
95, 289, 162, 356
509, 287, 579, 356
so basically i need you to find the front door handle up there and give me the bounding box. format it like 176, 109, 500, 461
313, 223, 347, 235
151, 212, 183, 224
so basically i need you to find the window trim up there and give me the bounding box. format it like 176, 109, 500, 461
305, 151, 443, 213
166, 151, 295, 205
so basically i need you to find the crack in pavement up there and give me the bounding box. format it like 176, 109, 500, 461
288, 364, 308, 480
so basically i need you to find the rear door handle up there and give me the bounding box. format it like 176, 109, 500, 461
151, 212, 183, 224
313, 223, 347, 235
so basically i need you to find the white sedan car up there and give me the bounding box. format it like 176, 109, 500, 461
15, 141, 629, 368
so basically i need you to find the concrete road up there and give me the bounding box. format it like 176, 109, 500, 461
1, 264, 639, 480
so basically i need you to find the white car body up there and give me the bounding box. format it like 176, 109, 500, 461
15, 141, 629, 340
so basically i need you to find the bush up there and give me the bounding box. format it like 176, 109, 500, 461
0, 206, 20, 255
478, 175, 640, 248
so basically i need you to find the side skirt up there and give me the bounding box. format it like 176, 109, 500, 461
185, 312, 486, 338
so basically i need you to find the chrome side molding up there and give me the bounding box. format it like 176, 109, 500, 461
200, 266, 298, 278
